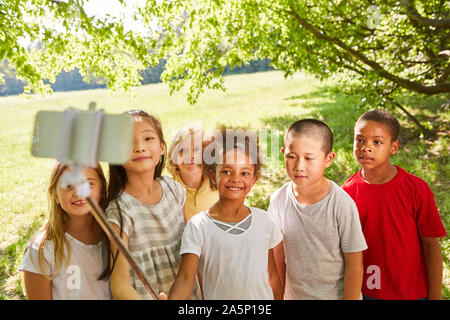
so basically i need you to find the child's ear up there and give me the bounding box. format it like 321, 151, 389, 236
209, 170, 217, 188
324, 152, 336, 168
391, 140, 399, 155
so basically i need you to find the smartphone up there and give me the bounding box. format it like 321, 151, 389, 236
31, 108, 134, 165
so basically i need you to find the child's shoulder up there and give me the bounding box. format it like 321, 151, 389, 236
342, 170, 362, 190
249, 206, 268, 216
186, 210, 211, 229
250, 206, 280, 226
328, 180, 359, 207
159, 175, 185, 193
270, 182, 291, 200
398, 166, 431, 189
26, 229, 55, 255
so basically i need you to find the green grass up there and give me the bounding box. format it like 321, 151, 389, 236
0, 71, 448, 299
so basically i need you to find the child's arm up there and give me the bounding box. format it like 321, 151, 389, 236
21, 271, 52, 300
182, 205, 187, 225
168, 253, 199, 299
273, 240, 286, 293
268, 248, 283, 300
109, 223, 142, 300
343, 251, 364, 300
421, 237, 443, 300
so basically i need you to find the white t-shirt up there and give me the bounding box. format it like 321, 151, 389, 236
19, 231, 112, 300
268, 180, 367, 300
180, 207, 283, 300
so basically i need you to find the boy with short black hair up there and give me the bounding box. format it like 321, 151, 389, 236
268, 119, 367, 300
342, 109, 447, 300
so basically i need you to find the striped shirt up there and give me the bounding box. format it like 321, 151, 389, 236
106, 176, 201, 300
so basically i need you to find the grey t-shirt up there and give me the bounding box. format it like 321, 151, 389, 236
268, 180, 367, 300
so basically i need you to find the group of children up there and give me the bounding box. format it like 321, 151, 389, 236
19, 108, 447, 300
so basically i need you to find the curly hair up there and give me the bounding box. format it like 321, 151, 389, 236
204, 126, 263, 190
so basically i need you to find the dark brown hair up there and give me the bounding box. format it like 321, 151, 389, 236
106, 110, 166, 275
107, 110, 167, 205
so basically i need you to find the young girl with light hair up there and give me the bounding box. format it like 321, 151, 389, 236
167, 126, 218, 222
19, 162, 112, 300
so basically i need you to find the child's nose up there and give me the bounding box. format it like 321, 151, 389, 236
295, 159, 304, 171
133, 142, 146, 153
230, 171, 240, 181
361, 143, 372, 152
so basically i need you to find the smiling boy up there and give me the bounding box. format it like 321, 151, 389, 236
342, 109, 447, 300
268, 119, 367, 300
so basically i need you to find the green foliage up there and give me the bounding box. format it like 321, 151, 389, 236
1, 1, 448, 103
0, 0, 151, 95
136, 0, 450, 102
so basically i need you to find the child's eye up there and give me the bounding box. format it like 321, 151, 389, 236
375, 140, 382, 145
286, 154, 296, 159
305, 157, 313, 161
145, 137, 154, 141
356, 138, 364, 143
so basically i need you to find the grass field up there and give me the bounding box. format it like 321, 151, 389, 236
0, 71, 448, 299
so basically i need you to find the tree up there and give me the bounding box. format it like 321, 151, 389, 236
1, 0, 449, 111
0, 0, 152, 95
132, 0, 449, 103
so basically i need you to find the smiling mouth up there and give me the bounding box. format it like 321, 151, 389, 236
133, 156, 151, 161
226, 186, 244, 191
72, 200, 86, 206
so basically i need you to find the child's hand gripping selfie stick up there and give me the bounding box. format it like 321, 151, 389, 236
31, 104, 160, 300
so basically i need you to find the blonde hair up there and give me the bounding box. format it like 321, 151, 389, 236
167, 126, 210, 178
31, 162, 107, 279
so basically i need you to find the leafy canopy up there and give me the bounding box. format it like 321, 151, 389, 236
1, 0, 449, 103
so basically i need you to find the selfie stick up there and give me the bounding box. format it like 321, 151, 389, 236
37, 104, 159, 300
85, 197, 160, 300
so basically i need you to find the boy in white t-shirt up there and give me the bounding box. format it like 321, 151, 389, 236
162, 127, 283, 300
268, 119, 367, 300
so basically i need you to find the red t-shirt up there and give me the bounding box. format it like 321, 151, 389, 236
342, 166, 447, 299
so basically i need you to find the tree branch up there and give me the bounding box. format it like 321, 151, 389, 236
401, 0, 450, 28
438, 63, 450, 83
286, 5, 450, 95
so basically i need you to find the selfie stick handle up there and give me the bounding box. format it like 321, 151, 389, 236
85, 196, 160, 300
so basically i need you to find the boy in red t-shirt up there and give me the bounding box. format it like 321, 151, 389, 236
342, 109, 447, 300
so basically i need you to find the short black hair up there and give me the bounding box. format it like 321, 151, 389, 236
285, 119, 333, 154
357, 109, 400, 141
